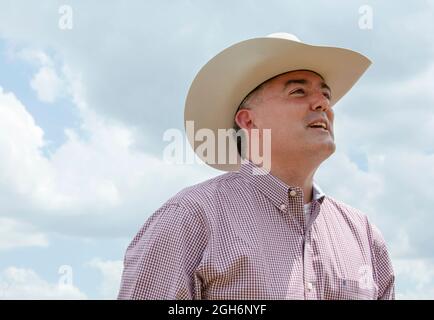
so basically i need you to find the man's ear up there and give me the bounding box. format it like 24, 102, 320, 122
235, 109, 255, 130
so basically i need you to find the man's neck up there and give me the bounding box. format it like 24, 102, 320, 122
269, 162, 316, 204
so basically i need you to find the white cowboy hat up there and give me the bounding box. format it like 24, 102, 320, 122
184, 32, 371, 171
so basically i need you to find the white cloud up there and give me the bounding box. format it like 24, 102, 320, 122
317, 151, 384, 215
0, 68, 217, 237
0, 86, 55, 201
394, 258, 434, 299
9, 48, 65, 103
15, 48, 53, 68
30, 66, 63, 103
87, 258, 123, 299
0, 267, 86, 299
0, 217, 49, 251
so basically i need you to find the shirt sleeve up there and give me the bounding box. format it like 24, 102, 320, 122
117, 203, 209, 300
370, 222, 395, 300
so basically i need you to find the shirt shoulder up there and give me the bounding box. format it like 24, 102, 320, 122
164, 170, 246, 211
323, 196, 388, 251
136, 171, 249, 246
322, 196, 370, 226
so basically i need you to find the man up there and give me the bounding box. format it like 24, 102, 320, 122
118, 33, 395, 299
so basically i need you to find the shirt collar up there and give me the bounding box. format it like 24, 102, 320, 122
238, 159, 325, 210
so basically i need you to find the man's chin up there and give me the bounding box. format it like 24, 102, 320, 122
310, 141, 336, 158
322, 142, 336, 157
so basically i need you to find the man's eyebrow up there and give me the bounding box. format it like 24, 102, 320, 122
283, 79, 307, 90
283, 78, 331, 93
321, 82, 331, 92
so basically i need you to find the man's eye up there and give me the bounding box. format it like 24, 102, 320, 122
323, 92, 331, 99
291, 89, 305, 95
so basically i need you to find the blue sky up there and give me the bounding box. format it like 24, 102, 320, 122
0, 0, 434, 299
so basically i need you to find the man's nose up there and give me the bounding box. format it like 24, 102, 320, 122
310, 92, 330, 112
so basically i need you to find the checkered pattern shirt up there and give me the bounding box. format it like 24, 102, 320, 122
118, 160, 395, 300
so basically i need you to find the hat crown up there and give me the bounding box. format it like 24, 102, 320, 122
266, 32, 301, 42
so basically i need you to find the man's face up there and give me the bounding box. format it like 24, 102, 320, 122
246, 70, 336, 164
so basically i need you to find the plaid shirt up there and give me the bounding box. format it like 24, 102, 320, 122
118, 160, 395, 300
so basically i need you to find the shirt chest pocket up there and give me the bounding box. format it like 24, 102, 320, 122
335, 278, 378, 300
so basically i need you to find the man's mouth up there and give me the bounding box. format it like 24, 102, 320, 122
308, 121, 329, 132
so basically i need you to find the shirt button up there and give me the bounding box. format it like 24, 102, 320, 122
289, 190, 297, 197
279, 204, 287, 212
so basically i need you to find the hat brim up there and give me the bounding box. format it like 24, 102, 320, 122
184, 36, 372, 171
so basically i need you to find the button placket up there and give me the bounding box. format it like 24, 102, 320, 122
288, 188, 306, 233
